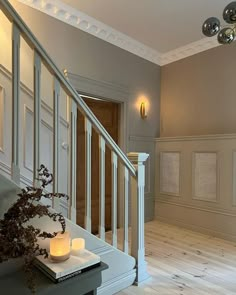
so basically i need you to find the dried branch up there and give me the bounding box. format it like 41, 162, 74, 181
0, 165, 69, 293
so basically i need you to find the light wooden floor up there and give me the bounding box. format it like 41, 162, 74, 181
112, 220, 236, 295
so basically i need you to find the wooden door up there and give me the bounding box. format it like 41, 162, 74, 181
76, 97, 119, 233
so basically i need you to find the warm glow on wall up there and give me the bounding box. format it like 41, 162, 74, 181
135, 95, 150, 119
0, 11, 13, 70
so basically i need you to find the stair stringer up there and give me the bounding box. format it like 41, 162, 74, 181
0, 173, 136, 294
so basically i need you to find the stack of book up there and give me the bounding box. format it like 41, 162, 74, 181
35, 249, 101, 283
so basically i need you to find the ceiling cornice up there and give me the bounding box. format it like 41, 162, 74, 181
17, 0, 221, 66
17, 0, 162, 65
160, 37, 220, 66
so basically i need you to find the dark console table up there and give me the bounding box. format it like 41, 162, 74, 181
0, 260, 108, 295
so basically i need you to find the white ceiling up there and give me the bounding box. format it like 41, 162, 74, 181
17, 0, 232, 65
61, 0, 229, 53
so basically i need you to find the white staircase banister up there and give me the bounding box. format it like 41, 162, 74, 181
0, 0, 136, 177
128, 152, 150, 284
0, 1, 151, 290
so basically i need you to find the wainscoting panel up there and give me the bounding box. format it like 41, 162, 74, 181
232, 151, 236, 207
0, 86, 4, 152
193, 152, 218, 202
0, 66, 12, 178
24, 106, 33, 172
0, 64, 70, 216
160, 151, 180, 197
155, 134, 236, 241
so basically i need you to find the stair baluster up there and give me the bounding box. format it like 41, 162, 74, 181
85, 118, 92, 232
11, 22, 20, 184
123, 166, 129, 254
111, 151, 118, 248
53, 77, 60, 211
99, 135, 106, 240
69, 99, 77, 223
33, 51, 41, 187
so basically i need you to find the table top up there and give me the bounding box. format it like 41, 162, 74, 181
0, 260, 108, 295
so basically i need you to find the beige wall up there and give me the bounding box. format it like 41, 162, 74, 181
160, 42, 236, 137
158, 43, 236, 241
10, 0, 160, 139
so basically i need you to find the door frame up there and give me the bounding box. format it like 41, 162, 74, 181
66, 71, 131, 227
66, 71, 130, 156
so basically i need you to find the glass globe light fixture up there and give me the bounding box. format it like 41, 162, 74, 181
202, 2, 236, 45
217, 27, 235, 44
202, 17, 221, 37
223, 1, 236, 24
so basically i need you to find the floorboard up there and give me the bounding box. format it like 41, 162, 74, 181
110, 220, 236, 295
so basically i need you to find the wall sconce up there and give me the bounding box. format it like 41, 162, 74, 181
50, 231, 71, 261
140, 102, 147, 119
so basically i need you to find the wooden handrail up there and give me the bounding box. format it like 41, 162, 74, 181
0, 0, 136, 176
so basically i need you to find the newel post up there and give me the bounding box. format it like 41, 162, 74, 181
127, 152, 150, 284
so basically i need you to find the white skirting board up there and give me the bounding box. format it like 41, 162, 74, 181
155, 200, 236, 242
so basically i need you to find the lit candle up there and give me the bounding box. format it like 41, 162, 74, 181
50, 231, 70, 261
71, 238, 85, 256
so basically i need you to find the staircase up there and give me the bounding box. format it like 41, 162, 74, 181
0, 0, 149, 293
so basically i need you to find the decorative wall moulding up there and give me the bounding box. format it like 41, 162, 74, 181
156, 199, 236, 218
0, 86, 4, 153
66, 71, 131, 98
156, 133, 236, 142
0, 64, 69, 128
232, 151, 236, 206
160, 151, 181, 197
17, 0, 161, 65
129, 135, 156, 142
160, 37, 220, 66
17, 0, 221, 66
192, 152, 218, 202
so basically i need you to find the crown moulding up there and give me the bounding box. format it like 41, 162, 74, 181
17, 0, 221, 66
160, 36, 220, 66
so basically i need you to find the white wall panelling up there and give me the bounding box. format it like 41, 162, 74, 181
0, 85, 4, 153
193, 152, 218, 202
24, 106, 34, 172
156, 134, 236, 241
0, 66, 12, 177
0, 63, 69, 214
232, 151, 236, 207
144, 156, 151, 194
160, 151, 181, 197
